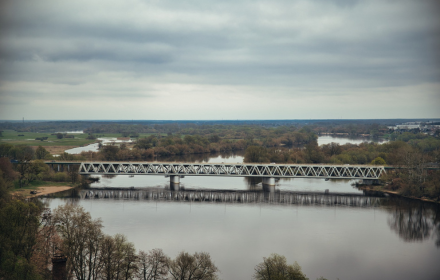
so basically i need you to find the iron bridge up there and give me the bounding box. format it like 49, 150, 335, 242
79, 162, 385, 179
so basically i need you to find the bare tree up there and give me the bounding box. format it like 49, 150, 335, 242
253, 254, 308, 280
68, 164, 79, 184
136, 249, 169, 280
53, 204, 104, 280
168, 251, 219, 280
101, 234, 137, 280
101, 235, 117, 280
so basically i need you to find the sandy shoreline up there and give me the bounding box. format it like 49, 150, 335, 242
14, 186, 73, 198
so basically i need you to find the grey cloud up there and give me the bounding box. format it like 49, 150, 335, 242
0, 0, 439, 119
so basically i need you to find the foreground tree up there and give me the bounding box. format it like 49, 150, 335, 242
0, 191, 43, 280
168, 251, 219, 280
53, 204, 104, 280
136, 249, 169, 280
253, 254, 308, 280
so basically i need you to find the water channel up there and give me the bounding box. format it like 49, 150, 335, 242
50, 136, 440, 279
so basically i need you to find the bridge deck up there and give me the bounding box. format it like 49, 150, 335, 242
79, 162, 385, 179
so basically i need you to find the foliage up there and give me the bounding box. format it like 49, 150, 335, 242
168, 251, 219, 280
253, 254, 309, 280
35, 146, 50, 160
53, 204, 104, 280
244, 146, 269, 163
371, 157, 386, 165
0, 190, 44, 280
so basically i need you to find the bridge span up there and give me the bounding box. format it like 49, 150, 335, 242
79, 162, 385, 186
80, 188, 382, 208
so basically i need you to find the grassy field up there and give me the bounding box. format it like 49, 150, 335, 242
0, 130, 95, 146
1, 130, 164, 156
0, 130, 151, 147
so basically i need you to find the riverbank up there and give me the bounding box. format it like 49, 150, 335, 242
12, 185, 73, 198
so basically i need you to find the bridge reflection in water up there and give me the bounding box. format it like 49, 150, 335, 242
80, 188, 382, 208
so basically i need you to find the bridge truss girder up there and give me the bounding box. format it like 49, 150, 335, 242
79, 162, 385, 179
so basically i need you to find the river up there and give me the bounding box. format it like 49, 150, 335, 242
42, 149, 440, 279
43, 188, 440, 280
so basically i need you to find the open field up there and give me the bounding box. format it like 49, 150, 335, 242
0, 130, 95, 146
31, 146, 78, 154
0, 130, 150, 153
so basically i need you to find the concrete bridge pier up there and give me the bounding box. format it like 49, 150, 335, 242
170, 175, 180, 184
262, 177, 275, 186
262, 177, 275, 192
169, 175, 184, 190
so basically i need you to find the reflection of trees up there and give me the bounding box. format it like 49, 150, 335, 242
244, 177, 262, 190
384, 198, 440, 246
433, 210, 440, 247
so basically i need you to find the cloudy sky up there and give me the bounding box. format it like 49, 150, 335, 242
0, 0, 439, 120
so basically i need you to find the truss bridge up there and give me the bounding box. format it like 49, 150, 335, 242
80, 188, 382, 208
79, 162, 385, 186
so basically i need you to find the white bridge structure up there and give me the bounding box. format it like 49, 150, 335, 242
79, 162, 385, 186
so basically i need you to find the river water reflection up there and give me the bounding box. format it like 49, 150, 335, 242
43, 184, 440, 280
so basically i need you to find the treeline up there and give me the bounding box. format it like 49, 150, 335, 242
243, 132, 440, 201
32, 128, 315, 162
103, 128, 316, 161
0, 144, 83, 188
0, 121, 96, 133
244, 132, 440, 165
312, 123, 388, 137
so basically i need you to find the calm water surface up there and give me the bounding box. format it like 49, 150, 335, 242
43, 178, 440, 280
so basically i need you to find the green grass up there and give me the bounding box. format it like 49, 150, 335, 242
0, 130, 96, 146
0, 130, 144, 146
0, 130, 166, 147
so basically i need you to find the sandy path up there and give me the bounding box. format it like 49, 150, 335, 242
13, 186, 73, 198
34, 186, 73, 197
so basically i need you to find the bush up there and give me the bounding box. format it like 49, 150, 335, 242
53, 172, 68, 182
371, 157, 386, 165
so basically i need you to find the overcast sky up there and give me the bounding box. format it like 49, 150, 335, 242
0, 0, 439, 120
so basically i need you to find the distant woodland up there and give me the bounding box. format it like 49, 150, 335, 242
1, 120, 440, 200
